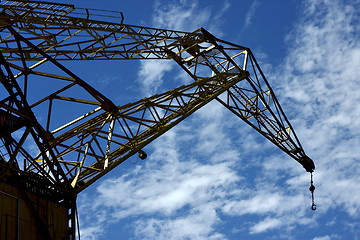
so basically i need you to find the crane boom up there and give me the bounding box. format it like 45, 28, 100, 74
0, 1, 315, 239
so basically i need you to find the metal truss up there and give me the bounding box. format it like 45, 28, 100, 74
0, 0, 314, 195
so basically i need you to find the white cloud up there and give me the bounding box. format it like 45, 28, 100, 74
313, 237, 330, 240
96, 158, 239, 217
153, 0, 211, 32
222, 191, 304, 216
133, 206, 225, 240
78, 226, 103, 240
250, 217, 281, 234
207, 0, 231, 38
243, 0, 260, 30
137, 60, 174, 96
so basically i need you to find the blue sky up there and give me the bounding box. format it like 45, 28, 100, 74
65, 0, 360, 239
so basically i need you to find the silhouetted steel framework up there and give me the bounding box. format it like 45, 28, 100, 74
0, 1, 315, 239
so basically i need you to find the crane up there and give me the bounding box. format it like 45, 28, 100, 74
0, 1, 315, 239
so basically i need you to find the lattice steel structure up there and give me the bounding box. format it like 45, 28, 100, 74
0, 1, 315, 239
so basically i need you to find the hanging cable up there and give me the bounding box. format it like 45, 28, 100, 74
309, 172, 316, 211
76, 203, 81, 240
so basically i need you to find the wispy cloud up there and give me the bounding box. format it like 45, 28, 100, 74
281, 0, 360, 205
264, 0, 360, 232
250, 217, 281, 234
137, 60, 174, 96
243, 0, 260, 30
153, 0, 211, 31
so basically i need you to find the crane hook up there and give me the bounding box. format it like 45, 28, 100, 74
309, 172, 316, 211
